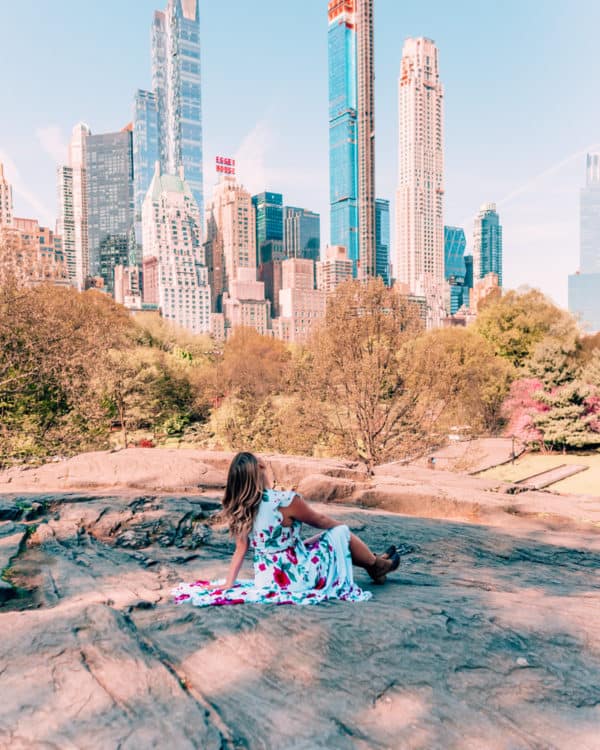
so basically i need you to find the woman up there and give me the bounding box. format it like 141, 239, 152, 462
173, 452, 400, 606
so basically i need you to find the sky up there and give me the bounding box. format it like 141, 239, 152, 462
2, 0, 600, 307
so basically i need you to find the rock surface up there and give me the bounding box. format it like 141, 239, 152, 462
0, 451, 599, 749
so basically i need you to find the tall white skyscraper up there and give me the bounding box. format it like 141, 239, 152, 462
57, 122, 91, 288
395, 37, 444, 323
152, 0, 204, 224
142, 164, 210, 334
0, 163, 13, 227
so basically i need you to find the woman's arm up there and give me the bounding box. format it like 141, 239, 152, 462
285, 495, 341, 530
222, 535, 249, 589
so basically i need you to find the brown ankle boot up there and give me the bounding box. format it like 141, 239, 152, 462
365, 553, 399, 585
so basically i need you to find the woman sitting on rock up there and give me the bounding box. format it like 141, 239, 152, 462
173, 451, 400, 607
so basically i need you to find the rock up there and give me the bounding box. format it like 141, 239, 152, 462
0, 604, 225, 748
0, 522, 27, 603
296, 473, 364, 503
0, 487, 599, 749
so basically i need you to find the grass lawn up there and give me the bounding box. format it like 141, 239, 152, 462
481, 451, 600, 495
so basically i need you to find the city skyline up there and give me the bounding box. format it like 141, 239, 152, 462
2, 1, 600, 306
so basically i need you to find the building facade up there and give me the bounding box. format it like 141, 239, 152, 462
569, 154, 600, 332
444, 225, 468, 314
114, 264, 143, 310
86, 127, 134, 295
252, 192, 283, 265
284, 206, 321, 262
316, 244, 353, 293
222, 266, 271, 337
356, 0, 376, 277
1, 218, 68, 287
473, 203, 502, 287
57, 122, 91, 288
0, 163, 13, 226
328, 0, 359, 273
375, 198, 390, 286
275, 258, 326, 344
142, 165, 210, 334
133, 90, 160, 226
203, 171, 256, 310
395, 37, 445, 321
152, 0, 204, 221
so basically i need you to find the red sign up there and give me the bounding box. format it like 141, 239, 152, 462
216, 156, 236, 175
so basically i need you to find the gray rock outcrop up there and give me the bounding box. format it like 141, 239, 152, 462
0, 450, 599, 749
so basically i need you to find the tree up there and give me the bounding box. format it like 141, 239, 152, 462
533, 382, 600, 450
475, 289, 579, 369
526, 335, 581, 388
0, 282, 133, 463
99, 347, 202, 447
501, 378, 547, 446
402, 327, 514, 436
218, 327, 291, 401
305, 277, 423, 471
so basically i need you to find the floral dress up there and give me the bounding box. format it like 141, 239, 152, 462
172, 488, 372, 606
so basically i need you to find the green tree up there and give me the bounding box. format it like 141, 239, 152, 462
533, 382, 600, 450
403, 327, 514, 435
475, 289, 578, 368
526, 335, 581, 388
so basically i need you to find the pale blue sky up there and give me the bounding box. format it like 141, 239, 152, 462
1, 0, 600, 305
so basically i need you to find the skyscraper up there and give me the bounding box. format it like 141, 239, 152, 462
252, 192, 283, 264
395, 37, 445, 318
473, 203, 503, 286
203, 164, 256, 310
356, 0, 376, 277
579, 153, 600, 275
142, 164, 210, 334
444, 226, 466, 279
86, 127, 134, 294
569, 154, 600, 332
0, 163, 13, 226
284, 206, 321, 261
57, 122, 91, 288
328, 0, 358, 273
152, 0, 204, 223
133, 91, 159, 224
444, 225, 468, 314
375, 198, 390, 286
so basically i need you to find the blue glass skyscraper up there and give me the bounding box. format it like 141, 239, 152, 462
133, 90, 159, 223
328, 1, 359, 274
473, 203, 503, 287
252, 192, 283, 264
444, 226, 467, 280
444, 226, 468, 314
375, 198, 390, 285
152, 0, 203, 226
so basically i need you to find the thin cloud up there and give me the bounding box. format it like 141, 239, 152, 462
0, 150, 54, 226
36, 125, 68, 165
496, 144, 600, 208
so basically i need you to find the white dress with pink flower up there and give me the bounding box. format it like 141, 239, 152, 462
172, 488, 372, 606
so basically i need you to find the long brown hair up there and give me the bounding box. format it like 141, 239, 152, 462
222, 452, 266, 537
